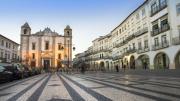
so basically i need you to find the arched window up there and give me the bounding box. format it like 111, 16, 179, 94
24, 29, 27, 34
67, 31, 69, 34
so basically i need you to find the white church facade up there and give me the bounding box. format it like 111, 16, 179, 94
20, 22, 73, 70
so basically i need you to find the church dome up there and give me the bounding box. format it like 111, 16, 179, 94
65, 25, 71, 29
43, 27, 52, 33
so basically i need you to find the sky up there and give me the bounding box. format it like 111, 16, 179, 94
0, 0, 145, 57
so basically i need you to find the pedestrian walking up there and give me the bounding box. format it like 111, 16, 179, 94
116, 65, 119, 72
123, 65, 126, 72
144, 62, 147, 69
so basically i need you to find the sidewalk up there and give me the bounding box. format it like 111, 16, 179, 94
73, 69, 180, 78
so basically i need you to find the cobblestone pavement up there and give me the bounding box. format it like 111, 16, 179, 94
0, 72, 180, 101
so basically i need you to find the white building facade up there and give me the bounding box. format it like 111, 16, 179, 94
20, 23, 73, 70
78, 0, 180, 70
0, 34, 19, 63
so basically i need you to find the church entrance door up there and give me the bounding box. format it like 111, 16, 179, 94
44, 59, 50, 72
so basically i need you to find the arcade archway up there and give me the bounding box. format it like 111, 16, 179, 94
175, 51, 180, 69
100, 61, 105, 71
154, 52, 170, 69
130, 56, 135, 69
137, 54, 150, 69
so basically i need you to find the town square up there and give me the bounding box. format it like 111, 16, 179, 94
0, 0, 180, 101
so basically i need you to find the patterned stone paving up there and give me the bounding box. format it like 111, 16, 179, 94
0, 72, 180, 101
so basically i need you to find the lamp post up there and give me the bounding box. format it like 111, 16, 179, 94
60, 43, 75, 69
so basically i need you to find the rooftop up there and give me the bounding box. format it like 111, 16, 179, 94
0, 34, 19, 45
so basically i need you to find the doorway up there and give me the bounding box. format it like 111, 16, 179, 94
44, 59, 50, 71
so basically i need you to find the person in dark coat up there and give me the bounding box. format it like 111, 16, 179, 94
116, 65, 119, 72
81, 63, 86, 74
144, 62, 147, 69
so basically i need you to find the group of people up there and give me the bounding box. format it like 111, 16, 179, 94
43, 61, 149, 74
115, 61, 148, 72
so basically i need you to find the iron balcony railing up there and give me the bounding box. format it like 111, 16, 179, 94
103, 56, 112, 59
122, 48, 137, 56
151, 28, 159, 36
126, 34, 135, 42
161, 24, 170, 32
92, 48, 111, 54
127, 48, 137, 54
92, 50, 99, 54
112, 55, 123, 61
115, 42, 124, 48
151, 24, 170, 36
152, 41, 169, 51
172, 37, 180, 45
135, 27, 148, 37
150, 0, 167, 17
91, 56, 112, 61
115, 35, 136, 48
101, 48, 111, 52
137, 47, 150, 54
151, 6, 159, 17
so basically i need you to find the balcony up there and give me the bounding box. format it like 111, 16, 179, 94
126, 34, 135, 42
172, 37, 180, 45
135, 27, 148, 37
101, 48, 111, 52
92, 48, 111, 54
151, 24, 170, 36
92, 50, 99, 54
161, 24, 170, 32
151, 29, 160, 36
127, 48, 137, 54
150, 1, 167, 17
112, 55, 123, 61
92, 56, 112, 61
152, 41, 169, 51
123, 48, 137, 56
103, 56, 112, 59
137, 47, 150, 54
115, 42, 124, 48
91, 57, 98, 61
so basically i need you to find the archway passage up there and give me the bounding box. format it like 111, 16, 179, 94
154, 52, 170, 69
137, 55, 150, 69
130, 56, 135, 69
175, 51, 180, 69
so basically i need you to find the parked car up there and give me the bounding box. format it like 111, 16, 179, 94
0, 64, 13, 83
31, 67, 41, 75
23, 65, 31, 77
12, 63, 25, 79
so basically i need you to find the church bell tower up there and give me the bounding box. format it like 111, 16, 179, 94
20, 22, 31, 65
64, 25, 72, 68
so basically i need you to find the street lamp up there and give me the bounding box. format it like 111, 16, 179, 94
59, 43, 75, 69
